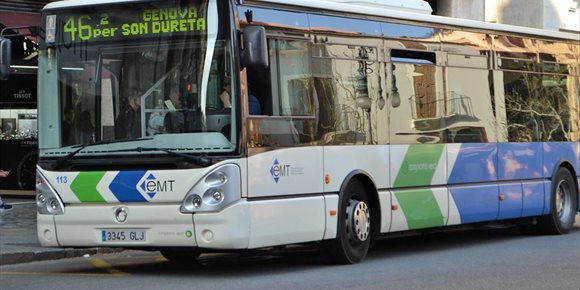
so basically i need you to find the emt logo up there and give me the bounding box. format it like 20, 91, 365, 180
139, 173, 175, 198
270, 159, 290, 183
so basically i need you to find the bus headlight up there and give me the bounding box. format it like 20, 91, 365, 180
180, 164, 241, 213
36, 170, 65, 215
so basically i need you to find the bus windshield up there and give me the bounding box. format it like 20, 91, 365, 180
38, 0, 236, 160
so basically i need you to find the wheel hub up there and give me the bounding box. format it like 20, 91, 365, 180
346, 200, 370, 242
555, 180, 571, 219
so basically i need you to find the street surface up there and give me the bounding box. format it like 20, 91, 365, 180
1, 219, 579, 290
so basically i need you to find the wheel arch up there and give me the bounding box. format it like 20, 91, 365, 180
338, 170, 382, 238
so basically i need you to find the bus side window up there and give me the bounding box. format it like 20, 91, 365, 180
247, 66, 269, 116
249, 39, 316, 147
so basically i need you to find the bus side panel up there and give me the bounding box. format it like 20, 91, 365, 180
543, 142, 578, 178
247, 196, 326, 248
449, 184, 499, 224
447, 143, 498, 184
247, 147, 323, 198
378, 190, 392, 233
323, 145, 390, 192
543, 181, 552, 215
390, 144, 447, 188
498, 183, 522, 220
521, 181, 545, 217
577, 142, 580, 212
392, 187, 447, 230
542, 142, 579, 213
497, 143, 543, 181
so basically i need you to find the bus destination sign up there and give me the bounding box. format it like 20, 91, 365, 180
55, 5, 207, 43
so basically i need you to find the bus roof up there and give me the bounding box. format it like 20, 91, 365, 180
44, 0, 580, 41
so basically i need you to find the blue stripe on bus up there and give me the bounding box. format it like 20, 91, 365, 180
449, 184, 499, 224
498, 143, 542, 181
448, 143, 497, 184
109, 171, 147, 202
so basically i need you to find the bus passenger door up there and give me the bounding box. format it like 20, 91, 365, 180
245, 37, 325, 248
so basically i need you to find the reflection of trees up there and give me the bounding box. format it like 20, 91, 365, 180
330, 69, 366, 143
505, 72, 573, 142
324, 46, 378, 145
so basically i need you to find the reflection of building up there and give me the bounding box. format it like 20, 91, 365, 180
246, 0, 578, 146
0, 0, 55, 194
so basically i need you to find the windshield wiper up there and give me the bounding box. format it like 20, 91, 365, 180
107, 147, 212, 167
53, 138, 153, 169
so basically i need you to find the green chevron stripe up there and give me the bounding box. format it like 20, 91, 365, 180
394, 144, 444, 188
70, 172, 106, 202
394, 189, 444, 230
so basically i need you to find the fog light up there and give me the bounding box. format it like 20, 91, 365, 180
37, 193, 46, 205
48, 199, 60, 213
212, 191, 223, 202
192, 195, 202, 208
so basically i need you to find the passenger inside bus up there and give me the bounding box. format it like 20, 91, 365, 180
79, 110, 95, 143
147, 100, 166, 135
115, 88, 142, 139
248, 93, 262, 115
219, 79, 232, 111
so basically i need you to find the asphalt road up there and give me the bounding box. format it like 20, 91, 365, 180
1, 220, 579, 290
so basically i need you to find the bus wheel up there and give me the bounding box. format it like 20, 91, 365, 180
538, 167, 578, 235
160, 248, 201, 264
327, 180, 371, 264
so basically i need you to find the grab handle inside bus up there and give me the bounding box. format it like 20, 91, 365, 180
0, 37, 11, 80
240, 26, 268, 69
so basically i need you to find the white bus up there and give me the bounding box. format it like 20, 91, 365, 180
1, 0, 577, 264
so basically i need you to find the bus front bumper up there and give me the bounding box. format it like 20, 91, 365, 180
37, 201, 251, 249
38, 195, 330, 249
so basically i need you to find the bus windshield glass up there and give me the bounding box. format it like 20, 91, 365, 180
38, 0, 236, 159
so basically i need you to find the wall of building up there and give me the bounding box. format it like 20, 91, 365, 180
432, 0, 580, 33
436, 0, 485, 21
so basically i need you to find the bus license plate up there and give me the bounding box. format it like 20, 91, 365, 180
101, 229, 146, 242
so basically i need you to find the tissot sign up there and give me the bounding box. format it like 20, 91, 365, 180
0, 73, 37, 104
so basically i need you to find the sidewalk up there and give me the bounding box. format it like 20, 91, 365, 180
0, 197, 118, 266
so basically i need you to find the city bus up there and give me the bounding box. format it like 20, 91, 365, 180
0, 0, 577, 264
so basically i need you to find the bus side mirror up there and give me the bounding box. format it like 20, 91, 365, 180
240, 26, 268, 69
0, 37, 12, 80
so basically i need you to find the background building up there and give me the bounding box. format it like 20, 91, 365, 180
426, 0, 580, 33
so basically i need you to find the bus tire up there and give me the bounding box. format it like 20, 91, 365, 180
326, 179, 372, 264
160, 248, 201, 263
538, 167, 578, 235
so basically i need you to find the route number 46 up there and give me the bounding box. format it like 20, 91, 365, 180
63, 14, 110, 41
